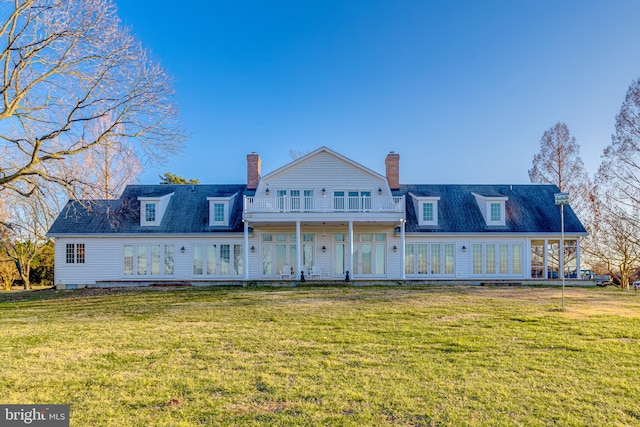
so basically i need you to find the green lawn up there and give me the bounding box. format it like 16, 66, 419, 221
1, 285, 640, 426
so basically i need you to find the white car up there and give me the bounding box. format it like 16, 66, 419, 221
633, 281, 640, 290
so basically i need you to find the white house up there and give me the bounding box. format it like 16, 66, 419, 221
48, 147, 587, 289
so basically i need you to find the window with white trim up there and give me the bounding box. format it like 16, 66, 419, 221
490, 203, 501, 222
145, 203, 156, 223
424, 203, 433, 220
138, 193, 173, 227
486, 201, 506, 226
208, 194, 237, 226
193, 243, 243, 276
333, 190, 372, 212
124, 244, 175, 276
65, 243, 85, 264
471, 192, 507, 226
470, 242, 523, 276
213, 203, 225, 222
404, 242, 454, 276
411, 194, 439, 226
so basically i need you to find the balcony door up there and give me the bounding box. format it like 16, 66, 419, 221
334, 191, 372, 212
276, 190, 313, 212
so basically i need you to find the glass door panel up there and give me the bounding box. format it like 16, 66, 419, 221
361, 244, 372, 274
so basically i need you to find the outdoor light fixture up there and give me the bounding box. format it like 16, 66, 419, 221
322, 188, 326, 196
251, 246, 255, 253
322, 246, 326, 253
462, 245, 467, 252
180, 246, 185, 254
393, 245, 398, 252
378, 187, 382, 195
265, 188, 270, 196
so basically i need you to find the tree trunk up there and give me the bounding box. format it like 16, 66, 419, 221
21, 273, 31, 290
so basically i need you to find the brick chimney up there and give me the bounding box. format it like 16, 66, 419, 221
247, 152, 261, 190
385, 151, 400, 190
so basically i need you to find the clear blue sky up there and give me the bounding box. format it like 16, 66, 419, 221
115, 0, 640, 185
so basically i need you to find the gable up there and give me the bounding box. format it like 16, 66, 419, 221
258, 147, 389, 193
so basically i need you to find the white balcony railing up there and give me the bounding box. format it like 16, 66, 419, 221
244, 195, 405, 214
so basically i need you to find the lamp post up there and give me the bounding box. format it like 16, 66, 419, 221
554, 192, 570, 311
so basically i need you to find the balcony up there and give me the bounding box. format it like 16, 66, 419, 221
243, 195, 405, 223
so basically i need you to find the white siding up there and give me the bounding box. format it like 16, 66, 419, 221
473, 194, 489, 223
258, 151, 389, 196
54, 236, 247, 287
158, 193, 173, 223
54, 237, 122, 286
386, 234, 404, 279
456, 241, 471, 279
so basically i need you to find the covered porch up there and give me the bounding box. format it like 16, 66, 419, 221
241, 219, 406, 282
529, 238, 582, 279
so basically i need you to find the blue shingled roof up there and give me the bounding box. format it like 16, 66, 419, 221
49, 183, 586, 235
48, 184, 247, 235
399, 184, 586, 234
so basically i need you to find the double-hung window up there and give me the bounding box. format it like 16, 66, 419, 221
213, 203, 225, 222
423, 202, 434, 222
145, 203, 156, 223
490, 203, 502, 222
65, 243, 85, 264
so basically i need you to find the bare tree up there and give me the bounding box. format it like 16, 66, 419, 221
0, 201, 17, 289
288, 149, 309, 160
0, 181, 61, 289
529, 122, 594, 275
0, 0, 184, 196
529, 122, 592, 222
590, 78, 640, 287
72, 115, 142, 199
585, 192, 640, 289
598, 78, 640, 243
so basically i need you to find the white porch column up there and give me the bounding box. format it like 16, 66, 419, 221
243, 220, 249, 280
348, 221, 354, 280
543, 238, 548, 279
576, 238, 581, 276
400, 220, 406, 280
295, 221, 301, 280
526, 239, 532, 279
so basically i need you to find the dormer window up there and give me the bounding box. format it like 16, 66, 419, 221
410, 193, 439, 226
472, 192, 507, 226
138, 192, 174, 226
208, 193, 237, 226
140, 201, 160, 226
